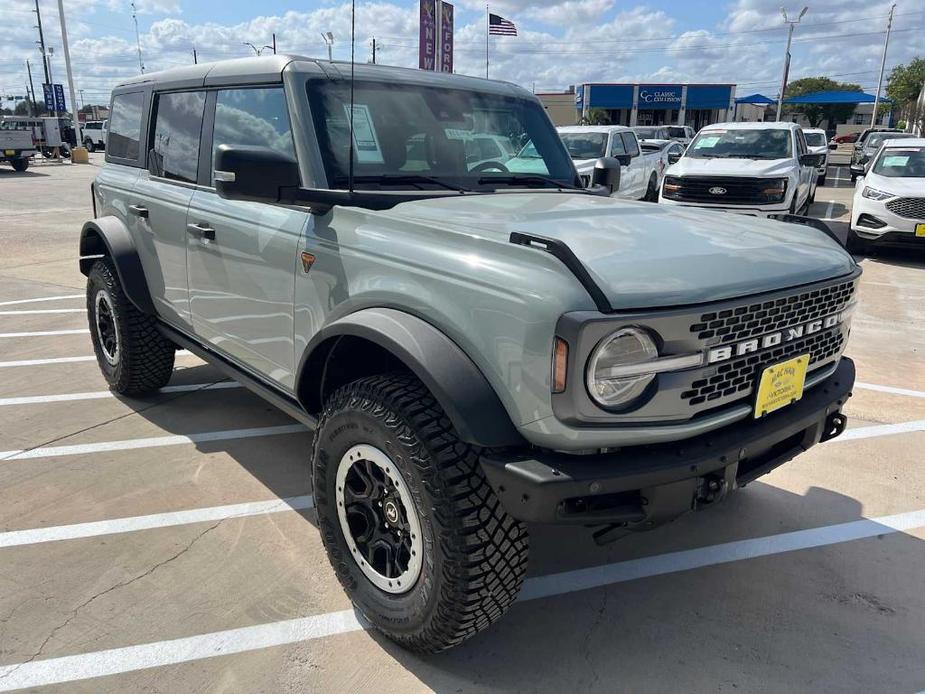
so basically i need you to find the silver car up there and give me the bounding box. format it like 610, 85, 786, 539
81, 55, 859, 653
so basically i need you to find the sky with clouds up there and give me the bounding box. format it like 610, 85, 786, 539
2, 0, 923, 109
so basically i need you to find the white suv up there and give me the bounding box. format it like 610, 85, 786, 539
82, 120, 106, 151
660, 121, 820, 217
802, 127, 835, 186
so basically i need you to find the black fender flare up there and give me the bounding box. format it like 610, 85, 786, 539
298, 308, 524, 448
79, 216, 155, 314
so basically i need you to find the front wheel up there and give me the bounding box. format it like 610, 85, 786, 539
643, 175, 659, 202
87, 259, 176, 394
84, 139, 95, 152
312, 373, 529, 653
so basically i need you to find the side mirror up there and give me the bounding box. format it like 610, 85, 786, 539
591, 156, 621, 194
214, 144, 300, 203
614, 154, 632, 167
828, 142, 837, 150
667, 151, 682, 165
799, 153, 822, 167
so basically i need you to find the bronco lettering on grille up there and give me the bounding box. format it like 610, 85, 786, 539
706, 309, 851, 364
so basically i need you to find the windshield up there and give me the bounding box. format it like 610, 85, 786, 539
687, 128, 792, 159
866, 133, 914, 150
872, 147, 925, 177
634, 127, 660, 139
306, 80, 576, 190
559, 132, 607, 159
804, 132, 827, 147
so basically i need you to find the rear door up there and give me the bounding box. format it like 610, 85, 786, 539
611, 131, 644, 199
186, 86, 308, 390
129, 90, 207, 330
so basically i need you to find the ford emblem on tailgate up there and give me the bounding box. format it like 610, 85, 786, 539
708, 186, 727, 195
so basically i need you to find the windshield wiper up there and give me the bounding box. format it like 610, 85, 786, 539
351, 174, 469, 192
477, 175, 583, 191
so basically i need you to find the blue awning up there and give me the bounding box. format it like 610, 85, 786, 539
784, 90, 892, 105
735, 93, 776, 105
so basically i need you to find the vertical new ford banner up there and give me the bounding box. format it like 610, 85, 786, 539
439, 2, 454, 73
419, 0, 437, 70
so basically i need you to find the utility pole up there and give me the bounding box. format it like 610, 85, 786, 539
775, 6, 808, 122
79, 88, 85, 109
371, 37, 376, 64
871, 3, 896, 128
131, 1, 145, 73
272, 33, 277, 54
34, 0, 51, 84
57, 0, 83, 148
193, 47, 198, 64
26, 59, 38, 115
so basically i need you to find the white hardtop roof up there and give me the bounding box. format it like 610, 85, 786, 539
557, 125, 633, 134
802, 127, 827, 134
700, 121, 799, 131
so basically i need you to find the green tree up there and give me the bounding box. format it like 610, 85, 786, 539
783, 77, 862, 128
12, 99, 46, 116
583, 108, 611, 125
887, 57, 925, 133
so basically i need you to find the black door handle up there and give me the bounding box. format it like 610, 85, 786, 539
129, 204, 148, 218
186, 222, 216, 240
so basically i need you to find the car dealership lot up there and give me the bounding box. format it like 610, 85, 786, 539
0, 155, 924, 692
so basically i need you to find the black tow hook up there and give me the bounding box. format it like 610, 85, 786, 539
820, 412, 848, 443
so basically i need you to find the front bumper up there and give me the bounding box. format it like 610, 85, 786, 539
481, 357, 854, 527
658, 196, 792, 218
851, 198, 925, 241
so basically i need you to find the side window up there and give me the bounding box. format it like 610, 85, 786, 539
107, 91, 144, 162
621, 132, 640, 157
149, 91, 206, 183
211, 87, 294, 184
609, 133, 627, 157
795, 130, 807, 157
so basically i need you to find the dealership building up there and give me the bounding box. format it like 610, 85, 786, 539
539, 82, 736, 129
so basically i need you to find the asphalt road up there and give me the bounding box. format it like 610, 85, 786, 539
0, 153, 923, 693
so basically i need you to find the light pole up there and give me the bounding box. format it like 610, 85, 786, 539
321, 32, 335, 61
871, 3, 896, 128
775, 6, 808, 122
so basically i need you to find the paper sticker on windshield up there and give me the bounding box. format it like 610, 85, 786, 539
694, 136, 722, 148
343, 104, 384, 164
881, 155, 909, 167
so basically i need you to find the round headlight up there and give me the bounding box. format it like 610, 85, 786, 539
586, 327, 658, 409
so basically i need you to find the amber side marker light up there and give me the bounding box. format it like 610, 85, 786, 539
552, 337, 569, 394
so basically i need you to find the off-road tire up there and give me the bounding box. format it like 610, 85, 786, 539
87, 259, 175, 394
312, 373, 529, 653
10, 158, 29, 172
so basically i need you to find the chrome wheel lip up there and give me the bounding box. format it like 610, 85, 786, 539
94, 289, 120, 366
335, 444, 423, 594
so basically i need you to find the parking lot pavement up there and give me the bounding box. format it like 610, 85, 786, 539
1, 160, 924, 693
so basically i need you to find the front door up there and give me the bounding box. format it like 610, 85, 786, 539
186, 86, 307, 390
129, 89, 207, 330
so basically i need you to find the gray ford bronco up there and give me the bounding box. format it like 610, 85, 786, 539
81, 55, 858, 652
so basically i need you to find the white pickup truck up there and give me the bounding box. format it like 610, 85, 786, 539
0, 119, 38, 172
659, 121, 820, 216
557, 125, 665, 201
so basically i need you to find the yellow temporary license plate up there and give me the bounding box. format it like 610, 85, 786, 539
754, 354, 810, 418
4, 150, 15, 156
915, 223, 925, 238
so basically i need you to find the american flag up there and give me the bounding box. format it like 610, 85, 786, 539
489, 13, 517, 35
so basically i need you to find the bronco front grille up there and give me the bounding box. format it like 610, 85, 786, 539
885, 197, 925, 220
690, 279, 856, 343
681, 328, 845, 406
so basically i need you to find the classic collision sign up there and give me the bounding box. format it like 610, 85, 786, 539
707, 307, 853, 364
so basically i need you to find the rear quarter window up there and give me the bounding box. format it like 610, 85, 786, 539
106, 92, 145, 163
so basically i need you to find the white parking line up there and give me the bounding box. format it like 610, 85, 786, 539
0, 309, 85, 315
0, 423, 308, 462
855, 382, 925, 399
0, 294, 82, 306
0, 350, 193, 369
1, 506, 923, 690
836, 419, 925, 442
0, 381, 242, 407
0, 495, 314, 548
0, 328, 89, 338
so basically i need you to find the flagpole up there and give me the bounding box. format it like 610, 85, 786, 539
485, 4, 489, 78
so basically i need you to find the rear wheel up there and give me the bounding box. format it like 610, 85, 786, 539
87, 259, 175, 394
644, 175, 658, 202
10, 158, 28, 172
312, 373, 529, 653
84, 139, 95, 152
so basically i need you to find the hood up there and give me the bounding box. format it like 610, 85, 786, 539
667, 157, 795, 178
865, 172, 925, 196
376, 193, 855, 310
